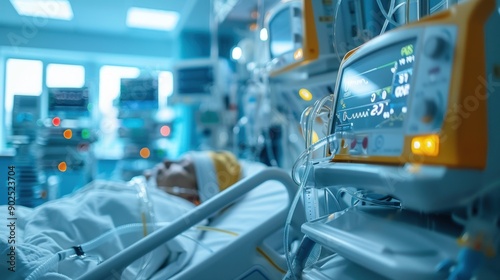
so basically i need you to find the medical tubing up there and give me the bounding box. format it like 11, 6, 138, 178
302, 95, 334, 220
300, 106, 313, 143
28, 178, 156, 280
285, 95, 335, 277
304, 98, 323, 148
130, 176, 157, 234
377, 0, 400, 27
325, 187, 343, 213
430, 0, 447, 13
381, 2, 408, 35
130, 176, 157, 279
26, 249, 74, 280
284, 163, 312, 278
285, 136, 331, 275
77, 168, 297, 280
291, 134, 338, 185
26, 222, 207, 280
289, 236, 317, 279
338, 187, 401, 208
27, 223, 154, 280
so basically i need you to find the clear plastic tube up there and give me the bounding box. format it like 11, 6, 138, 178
291, 133, 339, 185
284, 94, 335, 278
27, 176, 158, 280
26, 220, 211, 279
129, 176, 157, 279
377, 0, 400, 27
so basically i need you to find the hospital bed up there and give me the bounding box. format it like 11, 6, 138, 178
1, 161, 301, 280
80, 161, 300, 280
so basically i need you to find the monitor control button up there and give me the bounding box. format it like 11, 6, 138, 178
424, 36, 449, 60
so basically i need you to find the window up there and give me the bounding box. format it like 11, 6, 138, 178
4, 58, 43, 131
46, 63, 85, 88
99, 65, 140, 114
158, 71, 173, 108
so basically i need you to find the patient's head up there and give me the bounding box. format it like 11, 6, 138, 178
147, 151, 241, 205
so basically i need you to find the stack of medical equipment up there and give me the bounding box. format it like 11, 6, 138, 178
285, 0, 500, 278
116, 77, 169, 180
170, 59, 232, 153
36, 87, 96, 199
9, 95, 47, 207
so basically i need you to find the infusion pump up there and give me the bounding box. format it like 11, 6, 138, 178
316, 0, 500, 212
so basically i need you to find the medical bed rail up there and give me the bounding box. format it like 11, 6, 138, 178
77, 167, 297, 280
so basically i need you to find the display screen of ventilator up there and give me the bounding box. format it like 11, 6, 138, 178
333, 39, 416, 133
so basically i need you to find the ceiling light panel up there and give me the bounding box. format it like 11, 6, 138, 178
126, 7, 180, 31
10, 0, 74, 20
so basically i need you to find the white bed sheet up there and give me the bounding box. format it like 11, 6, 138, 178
0, 180, 203, 280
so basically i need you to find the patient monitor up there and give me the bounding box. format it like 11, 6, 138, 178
265, 0, 354, 77
315, 0, 500, 212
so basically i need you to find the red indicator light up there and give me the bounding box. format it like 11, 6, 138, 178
350, 139, 357, 149
160, 125, 171, 137
362, 137, 368, 149
52, 117, 61, 126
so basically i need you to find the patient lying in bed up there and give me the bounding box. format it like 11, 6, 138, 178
146, 150, 242, 205
0, 151, 242, 280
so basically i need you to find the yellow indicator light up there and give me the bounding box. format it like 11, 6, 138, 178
140, 148, 151, 159
312, 131, 319, 144
58, 162, 67, 172
411, 135, 439, 156
299, 88, 313, 101
294, 48, 303, 60
413, 140, 421, 150
63, 129, 72, 139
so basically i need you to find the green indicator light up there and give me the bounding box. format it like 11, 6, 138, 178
81, 129, 90, 139
157, 150, 166, 157
87, 103, 93, 111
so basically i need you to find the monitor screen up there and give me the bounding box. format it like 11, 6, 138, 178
119, 78, 158, 110
12, 95, 40, 135
48, 87, 89, 113
175, 67, 214, 95
269, 7, 297, 59
333, 38, 416, 133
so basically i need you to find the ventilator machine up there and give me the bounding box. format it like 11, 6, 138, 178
286, 0, 500, 279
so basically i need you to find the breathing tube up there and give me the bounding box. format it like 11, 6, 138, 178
284, 94, 336, 279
